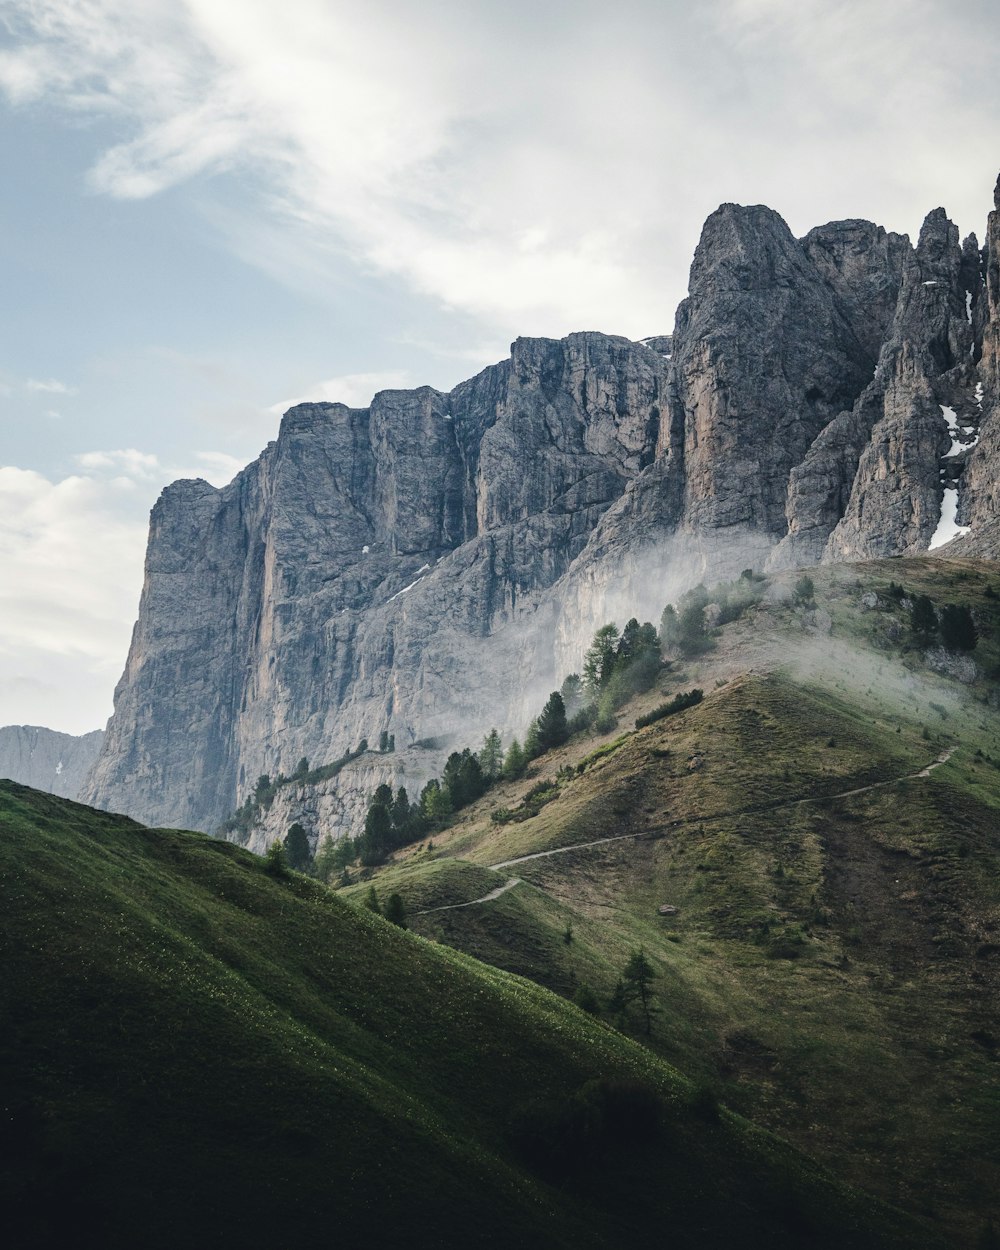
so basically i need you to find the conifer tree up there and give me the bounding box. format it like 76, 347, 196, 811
910, 593, 938, 642
385, 893, 407, 928
390, 787, 412, 841
559, 673, 584, 717
940, 603, 978, 652
478, 728, 503, 781
536, 691, 569, 751
582, 624, 620, 698
313, 834, 338, 883
263, 839, 287, 877
622, 948, 658, 1035
502, 738, 526, 780
283, 822, 311, 872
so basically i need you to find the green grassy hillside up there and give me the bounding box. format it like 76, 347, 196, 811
0, 781, 936, 1249
351, 557, 1000, 1245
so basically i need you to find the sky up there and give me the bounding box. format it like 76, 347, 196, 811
1, 0, 999, 734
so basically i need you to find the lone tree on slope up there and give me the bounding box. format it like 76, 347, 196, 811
622, 948, 658, 1036
283, 823, 312, 872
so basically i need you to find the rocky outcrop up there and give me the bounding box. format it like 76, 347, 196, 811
0, 725, 104, 799
84, 333, 668, 832
85, 175, 1000, 842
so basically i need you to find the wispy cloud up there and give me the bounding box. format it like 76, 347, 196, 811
26, 378, 76, 395
269, 370, 417, 415
74, 446, 244, 487
1, 1, 998, 349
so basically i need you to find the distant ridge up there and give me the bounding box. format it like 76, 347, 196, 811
0, 723, 103, 800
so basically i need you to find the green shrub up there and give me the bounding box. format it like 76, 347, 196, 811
635, 688, 704, 729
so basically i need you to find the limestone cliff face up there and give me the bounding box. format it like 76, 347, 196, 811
85, 177, 1000, 841
84, 333, 667, 832
0, 725, 104, 799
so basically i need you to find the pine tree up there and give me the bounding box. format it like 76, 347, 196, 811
582, 624, 620, 698
390, 787, 412, 842
478, 728, 503, 781
622, 948, 658, 1035
364, 885, 381, 914
659, 603, 679, 649
360, 801, 393, 866
910, 594, 938, 642
420, 779, 453, 825
793, 574, 815, 605
263, 839, 286, 877
536, 691, 569, 752
379, 729, 390, 752
607, 978, 628, 1023
559, 673, 584, 716
524, 719, 542, 760
313, 834, 338, 883
283, 823, 311, 872
616, 618, 642, 665
502, 738, 526, 780
384, 893, 407, 928
940, 603, 978, 652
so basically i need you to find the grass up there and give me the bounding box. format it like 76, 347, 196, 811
0, 780, 935, 1249
352, 556, 1000, 1245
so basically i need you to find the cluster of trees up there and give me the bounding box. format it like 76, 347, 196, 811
910, 593, 978, 652
659, 570, 767, 659
567, 617, 662, 733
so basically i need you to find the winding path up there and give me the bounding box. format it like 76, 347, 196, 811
413, 748, 955, 916
412, 875, 523, 916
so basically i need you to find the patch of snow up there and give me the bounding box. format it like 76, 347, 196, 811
362, 545, 369, 554
387, 576, 425, 603
922, 280, 938, 286
55, 760, 63, 775
416, 563, 431, 575
940, 405, 964, 457
929, 486, 971, 550
976, 381, 984, 409
966, 290, 974, 323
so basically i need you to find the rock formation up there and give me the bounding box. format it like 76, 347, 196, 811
0, 725, 104, 800
84, 176, 1000, 841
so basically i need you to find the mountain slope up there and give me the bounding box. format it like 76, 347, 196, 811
351, 557, 1000, 1244
0, 781, 935, 1249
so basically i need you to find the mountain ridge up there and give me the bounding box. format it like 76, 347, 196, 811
82, 174, 1000, 835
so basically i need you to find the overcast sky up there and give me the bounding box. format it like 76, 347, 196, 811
1, 0, 999, 734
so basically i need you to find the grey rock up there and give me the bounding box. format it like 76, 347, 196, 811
923, 647, 979, 684
84, 175, 1000, 841
0, 725, 104, 799
84, 332, 667, 832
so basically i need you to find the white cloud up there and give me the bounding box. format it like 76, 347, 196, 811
269, 370, 416, 415
0, 466, 146, 733
1, 1, 998, 349
76, 448, 161, 477
26, 377, 76, 394
74, 446, 244, 487
0, 445, 245, 732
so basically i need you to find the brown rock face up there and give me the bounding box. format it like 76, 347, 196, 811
86, 176, 1000, 839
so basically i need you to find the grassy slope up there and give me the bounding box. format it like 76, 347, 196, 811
0, 782, 932, 1250
353, 557, 1000, 1244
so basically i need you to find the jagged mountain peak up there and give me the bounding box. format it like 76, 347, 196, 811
84, 173, 1000, 835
